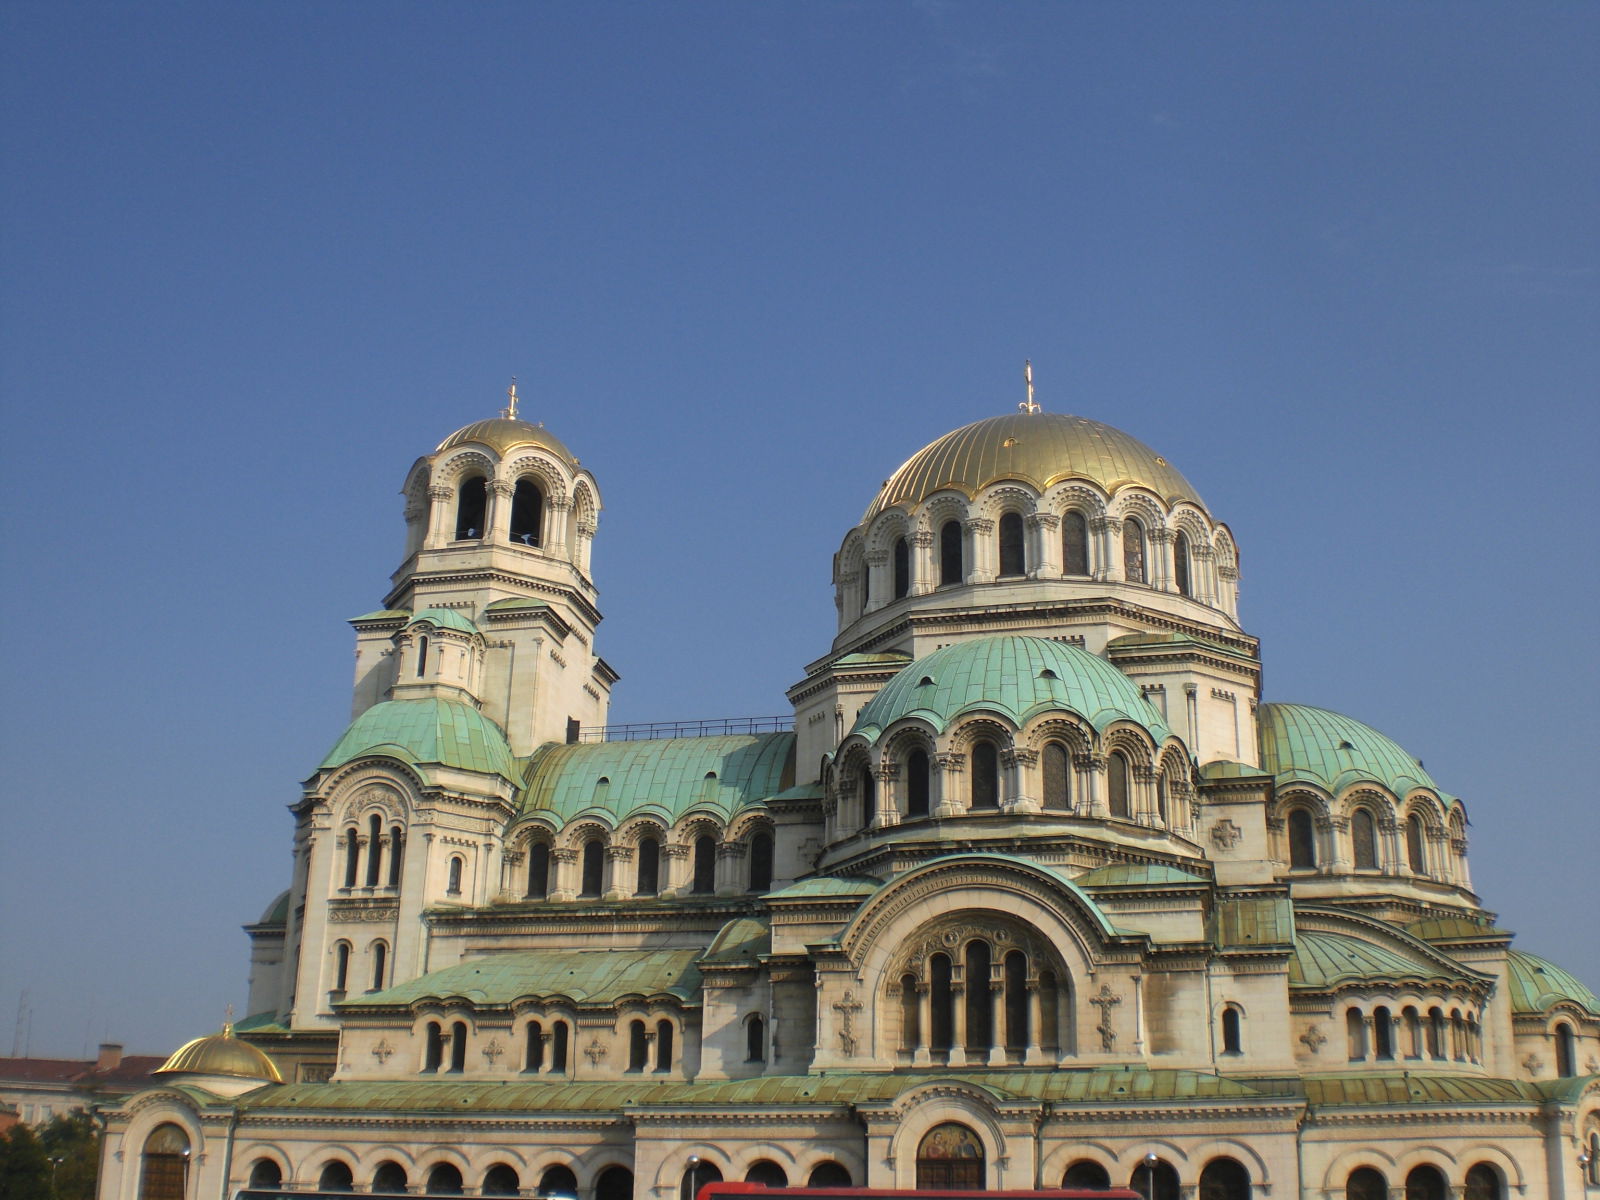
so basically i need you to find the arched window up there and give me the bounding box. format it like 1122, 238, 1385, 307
1373, 1005, 1394, 1059
971, 741, 999, 809
747, 832, 773, 892
426, 1164, 464, 1196
1107, 751, 1131, 819
423, 1021, 443, 1071
343, 828, 360, 888
1345, 1167, 1387, 1200
138, 1123, 191, 1200
596, 1167, 634, 1200
1122, 517, 1146, 583
964, 940, 993, 1056
1174, 531, 1193, 597
628, 1020, 648, 1071
365, 814, 384, 886
1464, 1164, 1503, 1200
509, 479, 543, 546
483, 1165, 521, 1197
746, 1013, 766, 1062
679, 1160, 722, 1200
550, 1021, 569, 1071
1038, 969, 1061, 1052
1156, 773, 1169, 824
916, 1123, 984, 1190
1403, 1006, 1423, 1058
1403, 1165, 1447, 1200
899, 973, 920, 1054
416, 635, 429, 677
1221, 1005, 1242, 1054
248, 1160, 283, 1189
447, 855, 464, 895
892, 536, 910, 599
1131, 1159, 1180, 1200
656, 1019, 673, 1071
906, 749, 931, 817
930, 953, 954, 1053
581, 840, 605, 897
1063, 1162, 1111, 1189
1346, 1008, 1368, 1060
1043, 742, 1071, 810
318, 1161, 355, 1193
454, 477, 487, 539
1288, 808, 1317, 869
939, 519, 963, 585
692, 835, 716, 894
388, 826, 404, 886
523, 1020, 543, 1072
1427, 1007, 1446, 1058
542, 1167, 579, 1198
526, 842, 550, 899
807, 1163, 851, 1188
1063, 511, 1090, 576
1352, 808, 1378, 869
449, 1020, 468, 1072
1556, 1021, 1578, 1077
636, 837, 660, 895
334, 942, 350, 992
745, 1162, 787, 1188
370, 941, 387, 991
1451, 1010, 1467, 1060
1004, 950, 1028, 1053
1196, 1158, 1251, 1200
998, 512, 1025, 577
1406, 814, 1428, 874
859, 764, 877, 828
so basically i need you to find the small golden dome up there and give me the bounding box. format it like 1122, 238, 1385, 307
862, 412, 1204, 523
436, 417, 575, 462
155, 1027, 283, 1084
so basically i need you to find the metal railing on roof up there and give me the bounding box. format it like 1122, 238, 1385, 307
577, 716, 794, 743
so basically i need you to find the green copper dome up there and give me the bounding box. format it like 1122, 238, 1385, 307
851, 635, 1170, 743
407, 607, 481, 634
1258, 703, 1452, 803
1505, 950, 1600, 1016
321, 698, 518, 784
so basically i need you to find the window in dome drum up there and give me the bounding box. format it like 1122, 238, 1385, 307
1122, 517, 1146, 583
999, 512, 1025, 576
940, 520, 963, 584
893, 536, 910, 598
1063, 511, 1089, 575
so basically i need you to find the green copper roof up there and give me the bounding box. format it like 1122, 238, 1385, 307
1505, 950, 1600, 1016
344, 948, 703, 1009
408, 607, 480, 634
484, 597, 549, 612
1289, 928, 1470, 990
351, 609, 411, 622
1213, 897, 1295, 948
851, 636, 1170, 744
703, 916, 771, 963
321, 699, 518, 784
1305, 1073, 1544, 1108
520, 733, 794, 823
1403, 916, 1511, 943
1075, 863, 1206, 887
766, 876, 879, 900
1258, 703, 1453, 803
241, 1066, 1266, 1116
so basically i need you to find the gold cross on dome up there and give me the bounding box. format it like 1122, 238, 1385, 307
1019, 360, 1041, 413
502, 378, 520, 420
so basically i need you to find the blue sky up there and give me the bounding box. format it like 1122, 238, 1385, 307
2, 3, 1595, 1058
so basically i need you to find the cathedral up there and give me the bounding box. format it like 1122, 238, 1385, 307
98, 386, 1599, 1200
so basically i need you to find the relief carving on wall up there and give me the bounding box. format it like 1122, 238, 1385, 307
1210, 819, 1242, 849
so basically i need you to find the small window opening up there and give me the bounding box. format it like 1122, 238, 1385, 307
747, 832, 773, 892
449, 1021, 468, 1072
971, 741, 999, 809
1063, 511, 1090, 576
746, 1014, 766, 1062
370, 941, 387, 991
1289, 808, 1317, 869
655, 1019, 672, 1071
628, 1020, 648, 1071
446, 855, 464, 895
892, 536, 910, 599
907, 749, 931, 817
1122, 517, 1146, 583
998, 512, 1025, 577
454, 477, 487, 539
509, 479, 543, 546
1221, 1005, 1242, 1054
692, 834, 716, 894
1107, 751, 1130, 819
939, 520, 963, 585
636, 837, 660, 895
580, 840, 605, 897
526, 843, 550, 899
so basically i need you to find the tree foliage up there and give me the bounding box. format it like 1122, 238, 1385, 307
0, 1112, 101, 1200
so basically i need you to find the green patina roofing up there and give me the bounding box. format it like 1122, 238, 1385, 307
1075, 863, 1206, 888
344, 948, 703, 1009
1197, 759, 1267, 781
231, 1011, 290, 1035
1258, 703, 1454, 803
351, 609, 411, 622
851, 636, 1170, 744
484, 597, 549, 612
239, 1066, 1268, 1115
256, 889, 290, 926
321, 699, 518, 784
1305, 1073, 1545, 1108
1505, 950, 1600, 1016
765, 876, 880, 900
1404, 916, 1511, 943
703, 916, 771, 963
408, 607, 480, 634
1289, 928, 1470, 990
833, 651, 913, 667
1213, 897, 1295, 948
520, 733, 794, 823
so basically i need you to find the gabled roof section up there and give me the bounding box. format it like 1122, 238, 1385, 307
344, 948, 704, 1009
320, 699, 518, 785
1258, 703, 1455, 805
1505, 949, 1600, 1016
520, 733, 794, 823
1288, 910, 1484, 992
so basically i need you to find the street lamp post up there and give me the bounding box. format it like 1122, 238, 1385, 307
1139, 1153, 1159, 1200
687, 1156, 704, 1200
49, 1156, 64, 1199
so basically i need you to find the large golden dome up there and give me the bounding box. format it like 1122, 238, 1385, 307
863, 412, 1204, 523
436, 417, 575, 462
155, 1027, 283, 1084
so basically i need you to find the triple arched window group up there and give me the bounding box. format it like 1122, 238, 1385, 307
340, 814, 404, 890
1344, 1003, 1482, 1064
519, 827, 775, 901
1281, 798, 1463, 884
1343, 1162, 1504, 1200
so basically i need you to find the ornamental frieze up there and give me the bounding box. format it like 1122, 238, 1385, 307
329, 901, 400, 923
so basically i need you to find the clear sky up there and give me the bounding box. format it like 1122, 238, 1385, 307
1, 2, 1595, 1059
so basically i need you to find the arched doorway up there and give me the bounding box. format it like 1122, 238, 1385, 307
139, 1124, 191, 1200
1404, 1166, 1447, 1200
1129, 1157, 1179, 1200
540, 1165, 579, 1198
1197, 1157, 1252, 1200
596, 1166, 635, 1200
915, 1122, 984, 1190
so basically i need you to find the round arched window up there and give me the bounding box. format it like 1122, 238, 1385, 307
915, 1123, 984, 1190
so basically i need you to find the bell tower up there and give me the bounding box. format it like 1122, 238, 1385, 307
347, 387, 616, 756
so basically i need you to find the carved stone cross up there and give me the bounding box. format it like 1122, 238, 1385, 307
481, 1038, 504, 1066
585, 1037, 608, 1066
371, 1039, 394, 1064
833, 990, 863, 1058
1299, 1025, 1327, 1055
1090, 983, 1121, 1052
1522, 1053, 1543, 1076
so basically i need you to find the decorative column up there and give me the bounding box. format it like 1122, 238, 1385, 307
913, 981, 932, 1067
864, 550, 890, 612
1091, 515, 1121, 582
1317, 815, 1342, 874
949, 977, 968, 1067
1217, 562, 1240, 620
660, 843, 690, 898
963, 518, 995, 583
603, 845, 632, 901
1149, 528, 1175, 591
875, 761, 901, 829
425, 484, 455, 549
1024, 983, 1044, 1066
1378, 816, 1403, 875
487, 479, 514, 543
1026, 512, 1061, 578
716, 841, 747, 896
1193, 542, 1217, 605
575, 518, 596, 575
1134, 764, 1158, 826
549, 847, 579, 901
986, 976, 1005, 1065
1076, 751, 1107, 817
909, 529, 936, 595
546, 497, 572, 559
1000, 747, 1039, 814
933, 752, 964, 818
